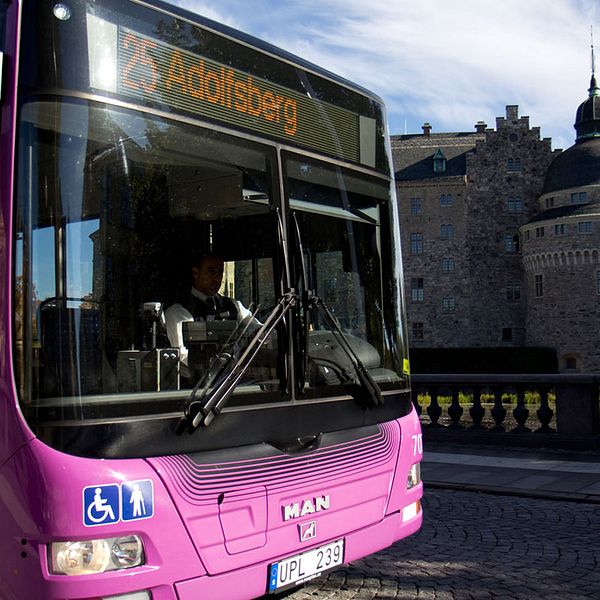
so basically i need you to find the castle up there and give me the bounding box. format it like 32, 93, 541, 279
392, 69, 600, 373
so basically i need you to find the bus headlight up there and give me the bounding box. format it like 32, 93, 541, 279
50, 535, 145, 575
406, 463, 421, 489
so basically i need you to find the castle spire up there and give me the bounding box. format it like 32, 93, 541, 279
574, 26, 600, 142
590, 26, 600, 97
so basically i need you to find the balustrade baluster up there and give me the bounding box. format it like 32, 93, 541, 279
536, 387, 555, 433
491, 386, 507, 431
512, 386, 530, 432
447, 385, 463, 428
427, 386, 442, 427
469, 386, 485, 428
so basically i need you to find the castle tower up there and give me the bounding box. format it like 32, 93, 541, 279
521, 49, 600, 372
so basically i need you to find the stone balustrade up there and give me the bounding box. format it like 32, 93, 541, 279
411, 374, 600, 446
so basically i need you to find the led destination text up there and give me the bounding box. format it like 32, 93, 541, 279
120, 29, 298, 138
164, 53, 297, 135
116, 27, 361, 162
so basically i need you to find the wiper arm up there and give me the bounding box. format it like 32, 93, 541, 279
291, 212, 309, 394
179, 290, 297, 433
309, 294, 384, 408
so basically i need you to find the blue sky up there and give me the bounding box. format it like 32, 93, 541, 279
174, 0, 598, 151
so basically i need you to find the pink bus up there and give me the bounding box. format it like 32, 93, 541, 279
0, 1, 423, 598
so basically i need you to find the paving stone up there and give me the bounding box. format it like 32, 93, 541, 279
278, 489, 600, 600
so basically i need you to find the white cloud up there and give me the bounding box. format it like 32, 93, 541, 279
175, 0, 598, 149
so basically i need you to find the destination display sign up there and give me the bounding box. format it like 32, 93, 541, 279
115, 26, 362, 163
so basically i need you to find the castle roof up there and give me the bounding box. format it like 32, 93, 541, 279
575, 35, 600, 142
542, 137, 600, 194
391, 132, 482, 181
526, 202, 600, 224
542, 53, 600, 195
574, 72, 600, 143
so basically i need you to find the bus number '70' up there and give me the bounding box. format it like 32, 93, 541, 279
411, 433, 423, 456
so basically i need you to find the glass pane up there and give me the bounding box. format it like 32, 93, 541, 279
14, 99, 283, 421
285, 155, 406, 399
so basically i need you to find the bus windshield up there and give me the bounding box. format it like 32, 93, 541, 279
12, 0, 410, 456
14, 98, 407, 426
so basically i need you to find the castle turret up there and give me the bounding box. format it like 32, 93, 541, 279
521, 47, 600, 372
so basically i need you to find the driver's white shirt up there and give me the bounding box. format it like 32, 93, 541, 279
164, 287, 252, 369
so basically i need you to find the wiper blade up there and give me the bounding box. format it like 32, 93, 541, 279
178, 290, 297, 433
309, 294, 384, 409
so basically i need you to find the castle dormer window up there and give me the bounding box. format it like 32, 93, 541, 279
433, 149, 447, 173
571, 192, 587, 204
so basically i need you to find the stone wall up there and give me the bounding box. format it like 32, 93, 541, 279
394, 106, 554, 351
464, 106, 553, 346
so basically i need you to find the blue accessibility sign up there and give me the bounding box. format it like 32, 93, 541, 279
83, 480, 155, 526
83, 484, 120, 527
121, 480, 154, 522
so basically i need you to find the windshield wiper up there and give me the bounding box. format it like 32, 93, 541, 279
308, 294, 384, 409
291, 212, 309, 394
178, 290, 297, 433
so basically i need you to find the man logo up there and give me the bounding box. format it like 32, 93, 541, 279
299, 521, 317, 542
282, 494, 330, 521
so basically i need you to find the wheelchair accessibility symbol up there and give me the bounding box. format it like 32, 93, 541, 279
83, 480, 154, 527
83, 484, 120, 526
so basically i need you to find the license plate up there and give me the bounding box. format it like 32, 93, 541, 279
268, 539, 344, 593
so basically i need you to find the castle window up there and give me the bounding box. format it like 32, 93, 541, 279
441, 224, 454, 238
442, 257, 455, 272
505, 233, 520, 252
412, 322, 424, 340
565, 357, 578, 370
411, 278, 424, 302
554, 224, 566, 236
502, 328, 513, 342
571, 192, 587, 204
410, 197, 422, 215
535, 226, 545, 238
432, 149, 447, 173
534, 274, 543, 297
506, 281, 521, 301
506, 196, 523, 213
545, 197, 555, 209
577, 221, 593, 234
507, 158, 522, 172
440, 193, 454, 206
442, 297, 455, 312
524, 230, 530, 241
410, 233, 423, 254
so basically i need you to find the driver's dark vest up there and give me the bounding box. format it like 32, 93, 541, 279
187, 294, 238, 321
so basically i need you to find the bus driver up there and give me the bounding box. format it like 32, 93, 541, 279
165, 254, 255, 376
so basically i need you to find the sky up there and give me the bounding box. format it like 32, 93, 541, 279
174, 0, 599, 151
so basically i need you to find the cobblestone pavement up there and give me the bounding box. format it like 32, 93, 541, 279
280, 489, 600, 599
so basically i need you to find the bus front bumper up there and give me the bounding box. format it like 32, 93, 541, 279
174, 505, 422, 600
